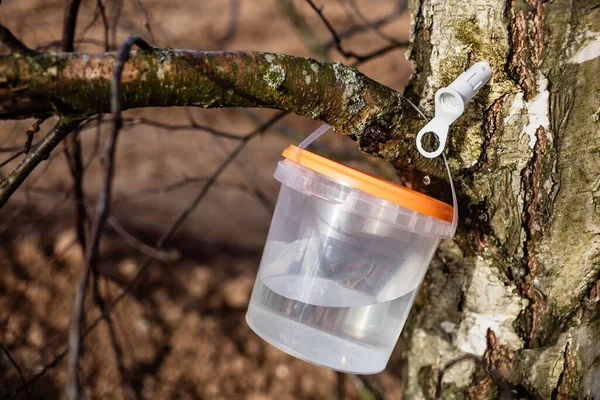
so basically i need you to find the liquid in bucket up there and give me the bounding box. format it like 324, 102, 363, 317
247, 275, 417, 374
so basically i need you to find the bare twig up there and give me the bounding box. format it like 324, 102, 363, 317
0, 150, 24, 169
110, 0, 124, 49
135, 0, 156, 43
155, 111, 285, 244
218, 0, 240, 49
278, 0, 328, 61
77, 0, 110, 51
36, 38, 107, 51
116, 175, 247, 200
11, 112, 286, 398
96, 0, 110, 51
61, 0, 90, 284
346, 0, 407, 45
66, 34, 152, 400
24, 119, 45, 154
208, 129, 274, 213
350, 43, 405, 66
325, 2, 404, 48
70, 130, 88, 258
107, 215, 178, 262
0, 146, 23, 153
0, 342, 28, 396
122, 117, 245, 140
62, 0, 82, 52
76, 114, 245, 140
0, 118, 83, 208
304, 0, 407, 61
0, 24, 35, 54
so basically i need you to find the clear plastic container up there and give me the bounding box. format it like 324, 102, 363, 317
246, 146, 453, 374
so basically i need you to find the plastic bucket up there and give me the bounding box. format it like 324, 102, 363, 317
246, 145, 454, 374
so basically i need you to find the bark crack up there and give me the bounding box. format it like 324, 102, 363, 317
552, 336, 577, 400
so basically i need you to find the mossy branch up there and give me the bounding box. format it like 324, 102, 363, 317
0, 45, 424, 156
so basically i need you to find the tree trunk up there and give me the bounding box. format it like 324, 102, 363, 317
403, 0, 600, 398
0, 1, 598, 397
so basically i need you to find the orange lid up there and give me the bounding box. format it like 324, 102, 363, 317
282, 145, 453, 223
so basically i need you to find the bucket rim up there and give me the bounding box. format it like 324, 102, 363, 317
282, 145, 453, 223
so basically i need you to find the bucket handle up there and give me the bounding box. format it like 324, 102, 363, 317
298, 123, 458, 238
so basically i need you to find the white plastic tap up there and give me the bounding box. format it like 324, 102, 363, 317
416, 62, 492, 158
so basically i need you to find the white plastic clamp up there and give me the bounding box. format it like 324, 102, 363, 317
416, 62, 493, 158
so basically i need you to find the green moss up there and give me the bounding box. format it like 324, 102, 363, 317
450, 18, 512, 88
439, 55, 468, 88
455, 19, 483, 52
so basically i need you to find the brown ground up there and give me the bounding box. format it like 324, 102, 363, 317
0, 1, 413, 398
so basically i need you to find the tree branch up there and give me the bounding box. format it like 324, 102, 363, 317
0, 24, 35, 54
67, 34, 150, 400
10, 112, 288, 398
62, 0, 82, 52
24, 118, 45, 154
304, 0, 408, 61
0, 45, 411, 135
0, 118, 83, 208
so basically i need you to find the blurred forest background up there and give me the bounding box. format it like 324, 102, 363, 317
0, 1, 414, 398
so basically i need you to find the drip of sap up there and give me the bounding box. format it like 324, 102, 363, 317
246, 275, 417, 374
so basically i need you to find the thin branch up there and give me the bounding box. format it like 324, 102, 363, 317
135, 0, 156, 43
107, 215, 179, 262
218, 0, 240, 49
116, 175, 248, 200
0, 149, 24, 169
62, 0, 82, 52
96, 0, 110, 51
0, 24, 35, 54
69, 130, 88, 263
350, 42, 406, 66
36, 38, 108, 52
0, 342, 28, 397
66, 34, 151, 400
110, 0, 124, 49
0, 118, 83, 208
122, 117, 245, 140
304, 0, 407, 61
206, 125, 274, 213
61, 0, 86, 262
278, 0, 328, 61
24, 118, 46, 154
325, 2, 404, 48
77, 0, 110, 52
11, 112, 286, 398
0, 146, 24, 153
346, 0, 407, 45
157, 111, 286, 244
